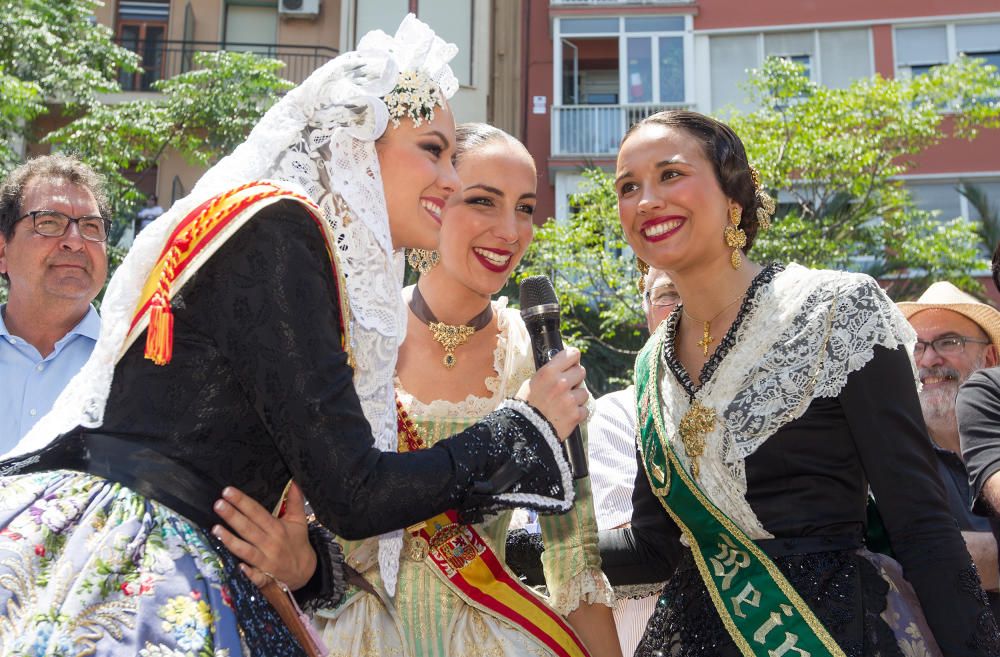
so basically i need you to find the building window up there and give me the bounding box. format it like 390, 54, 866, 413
710, 28, 871, 113
555, 14, 692, 107
351, 0, 474, 86
906, 178, 1000, 228
896, 21, 1000, 78
117, 0, 170, 91
895, 26, 948, 78
764, 31, 815, 80
956, 23, 1000, 77
561, 17, 619, 34
551, 14, 692, 156
224, 3, 278, 56
627, 37, 653, 103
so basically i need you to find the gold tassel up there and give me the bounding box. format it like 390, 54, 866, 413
145, 292, 175, 366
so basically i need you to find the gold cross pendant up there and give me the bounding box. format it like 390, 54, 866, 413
697, 321, 713, 357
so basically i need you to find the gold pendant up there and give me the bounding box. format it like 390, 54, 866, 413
429, 321, 475, 369
678, 401, 716, 481
697, 320, 713, 357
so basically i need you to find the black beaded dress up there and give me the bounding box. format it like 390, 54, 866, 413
600, 264, 1000, 657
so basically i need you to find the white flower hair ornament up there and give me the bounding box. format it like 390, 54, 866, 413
384, 70, 447, 128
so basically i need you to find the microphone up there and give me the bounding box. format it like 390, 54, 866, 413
519, 275, 588, 479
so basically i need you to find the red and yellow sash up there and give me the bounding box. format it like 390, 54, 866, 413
397, 402, 591, 657
123, 181, 350, 366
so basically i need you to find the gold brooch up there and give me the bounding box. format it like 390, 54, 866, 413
429, 322, 476, 369
678, 401, 716, 480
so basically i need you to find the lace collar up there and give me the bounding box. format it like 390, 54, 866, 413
648, 264, 916, 539
662, 263, 784, 398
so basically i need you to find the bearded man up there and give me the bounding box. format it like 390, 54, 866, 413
899, 281, 1000, 614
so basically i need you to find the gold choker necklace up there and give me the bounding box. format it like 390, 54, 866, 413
408, 285, 494, 368
681, 291, 746, 357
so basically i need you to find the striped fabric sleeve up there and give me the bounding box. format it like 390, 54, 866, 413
538, 417, 616, 616
586, 387, 639, 531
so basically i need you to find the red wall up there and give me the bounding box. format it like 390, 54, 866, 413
909, 122, 1000, 175
694, 0, 996, 30
524, 0, 557, 222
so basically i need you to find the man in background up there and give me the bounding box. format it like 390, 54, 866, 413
898, 281, 1000, 613
0, 155, 109, 452
136, 194, 164, 232
587, 265, 677, 656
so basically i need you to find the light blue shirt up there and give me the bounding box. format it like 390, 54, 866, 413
0, 304, 100, 454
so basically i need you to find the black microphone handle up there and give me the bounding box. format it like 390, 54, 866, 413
523, 311, 589, 480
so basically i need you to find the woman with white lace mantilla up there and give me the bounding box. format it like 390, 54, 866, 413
213, 124, 622, 657
0, 18, 587, 657
596, 110, 1000, 657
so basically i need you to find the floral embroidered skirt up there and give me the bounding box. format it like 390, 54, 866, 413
0, 470, 245, 657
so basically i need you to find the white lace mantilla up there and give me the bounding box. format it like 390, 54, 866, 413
8, 14, 459, 597
656, 264, 917, 539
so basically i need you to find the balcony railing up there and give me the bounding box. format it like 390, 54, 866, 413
115, 39, 340, 91
552, 103, 690, 156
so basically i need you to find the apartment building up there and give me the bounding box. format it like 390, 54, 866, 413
53, 0, 514, 207
523, 0, 1000, 224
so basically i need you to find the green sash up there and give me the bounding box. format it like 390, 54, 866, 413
635, 328, 846, 657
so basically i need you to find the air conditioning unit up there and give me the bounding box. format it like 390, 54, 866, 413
279, 0, 320, 18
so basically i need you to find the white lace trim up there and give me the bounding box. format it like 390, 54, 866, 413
548, 568, 616, 617
494, 399, 575, 513
8, 14, 459, 598
657, 264, 917, 539
612, 581, 666, 601
396, 300, 538, 419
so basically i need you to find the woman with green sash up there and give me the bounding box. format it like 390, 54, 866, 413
599, 110, 1000, 657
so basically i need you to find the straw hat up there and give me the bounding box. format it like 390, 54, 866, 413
897, 281, 1000, 347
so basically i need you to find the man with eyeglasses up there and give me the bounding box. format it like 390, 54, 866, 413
0, 155, 109, 452
585, 264, 676, 656
898, 281, 1000, 611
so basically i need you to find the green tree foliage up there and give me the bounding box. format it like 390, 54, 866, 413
0, 0, 137, 103
521, 56, 1000, 390
46, 51, 293, 215
731, 56, 999, 296
0, 0, 137, 170
524, 169, 648, 391
0, 70, 43, 169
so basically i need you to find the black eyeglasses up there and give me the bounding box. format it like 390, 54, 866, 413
18, 210, 111, 243
913, 335, 991, 358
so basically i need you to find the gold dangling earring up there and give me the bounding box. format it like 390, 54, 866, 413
636, 257, 650, 292
724, 206, 747, 270
406, 248, 440, 275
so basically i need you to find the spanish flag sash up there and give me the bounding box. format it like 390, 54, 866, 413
634, 328, 846, 657
397, 402, 591, 657
122, 181, 350, 366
